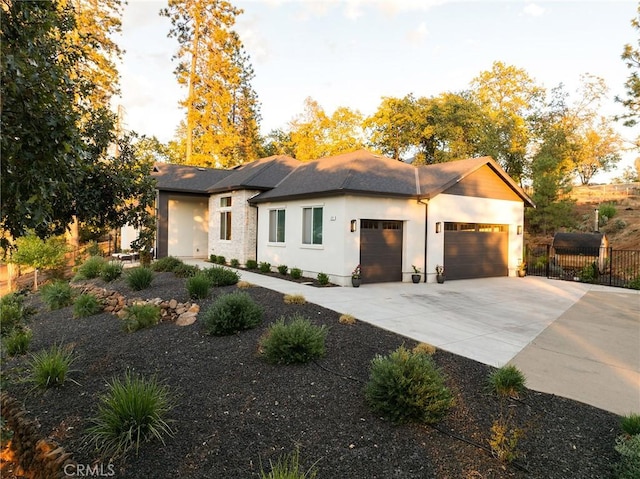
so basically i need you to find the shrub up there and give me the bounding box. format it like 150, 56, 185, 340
100, 261, 124, 282
365, 345, 453, 424
150, 256, 184, 272
237, 281, 253, 289
277, 265, 289, 275
29, 343, 75, 388
230, 258, 240, 268
488, 365, 527, 398
317, 272, 329, 285
0, 294, 25, 336
173, 263, 199, 278
290, 268, 302, 279
3, 327, 32, 356
73, 293, 102, 318
259, 261, 272, 273
614, 434, 640, 479
122, 304, 160, 332
283, 294, 306, 305
489, 407, 525, 463
260, 448, 318, 479
599, 202, 617, 223
87, 371, 174, 458
413, 342, 437, 356
246, 259, 258, 270
13, 234, 69, 290
40, 281, 74, 310
200, 292, 263, 336
186, 274, 210, 300
578, 262, 597, 283
216, 255, 226, 265
126, 267, 154, 291
338, 314, 356, 325
202, 266, 239, 287
621, 413, 640, 436
628, 275, 640, 290
209, 254, 216, 263
260, 315, 328, 365
76, 255, 105, 280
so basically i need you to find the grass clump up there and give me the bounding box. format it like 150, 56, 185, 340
365, 345, 453, 424
73, 293, 102, 318
201, 266, 239, 287
338, 314, 356, 325
283, 294, 306, 305
2, 328, 33, 356
259, 262, 272, 273
87, 371, 175, 459
40, 281, 74, 310
317, 272, 329, 285
76, 256, 105, 280
277, 265, 289, 275
186, 273, 210, 300
599, 202, 617, 223
126, 267, 154, 291
621, 413, 640, 436
614, 434, 640, 479
260, 315, 328, 365
0, 294, 25, 336
488, 365, 527, 398
290, 268, 302, 279
246, 259, 258, 270
122, 304, 161, 332
150, 256, 184, 272
260, 448, 318, 479
236, 281, 253, 289
201, 292, 263, 336
489, 407, 525, 463
29, 343, 75, 388
100, 261, 124, 282
413, 342, 437, 356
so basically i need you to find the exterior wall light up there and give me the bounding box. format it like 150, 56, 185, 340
350, 219, 357, 232
517, 225, 523, 235
435, 222, 442, 234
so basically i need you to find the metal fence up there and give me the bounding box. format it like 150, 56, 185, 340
526, 245, 640, 289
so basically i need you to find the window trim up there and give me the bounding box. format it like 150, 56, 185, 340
268, 208, 286, 244
302, 206, 323, 246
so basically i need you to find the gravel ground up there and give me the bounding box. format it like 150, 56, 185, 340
1, 271, 621, 479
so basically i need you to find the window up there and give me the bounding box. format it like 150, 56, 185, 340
269, 209, 286, 243
220, 212, 231, 240
302, 207, 323, 245
220, 196, 232, 207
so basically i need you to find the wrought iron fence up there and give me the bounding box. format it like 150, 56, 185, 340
526, 245, 640, 289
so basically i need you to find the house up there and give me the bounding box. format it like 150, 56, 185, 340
551, 232, 609, 273
150, 150, 534, 286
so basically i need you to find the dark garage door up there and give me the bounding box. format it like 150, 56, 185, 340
444, 223, 508, 280
360, 220, 403, 283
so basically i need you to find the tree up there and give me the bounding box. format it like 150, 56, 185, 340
11, 235, 69, 291
617, 4, 640, 149
365, 94, 419, 160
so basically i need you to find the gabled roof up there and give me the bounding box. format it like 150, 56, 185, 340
152, 163, 231, 194
208, 155, 299, 193
250, 150, 419, 203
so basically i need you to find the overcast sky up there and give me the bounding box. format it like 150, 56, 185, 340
116, 0, 639, 180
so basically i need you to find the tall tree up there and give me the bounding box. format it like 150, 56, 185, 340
365, 94, 419, 161
162, 0, 262, 167
616, 3, 640, 149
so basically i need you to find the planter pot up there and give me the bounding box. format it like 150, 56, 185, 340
411, 274, 421, 284
351, 277, 361, 288
436, 274, 445, 284
517, 270, 526, 278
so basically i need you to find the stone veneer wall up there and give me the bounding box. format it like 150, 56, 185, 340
209, 189, 258, 266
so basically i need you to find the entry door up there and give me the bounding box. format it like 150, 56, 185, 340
360, 220, 403, 283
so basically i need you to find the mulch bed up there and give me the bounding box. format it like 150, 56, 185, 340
1, 271, 621, 478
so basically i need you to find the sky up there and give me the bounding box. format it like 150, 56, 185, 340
116, 0, 640, 181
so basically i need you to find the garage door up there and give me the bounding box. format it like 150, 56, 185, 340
444, 223, 508, 280
360, 220, 403, 283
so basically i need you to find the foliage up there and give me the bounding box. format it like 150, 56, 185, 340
0, 294, 25, 336
365, 346, 453, 424
283, 294, 306, 305
236, 281, 253, 289
76, 256, 106, 280
186, 274, 210, 300
200, 292, 263, 336
122, 304, 161, 333
488, 365, 527, 398
100, 261, 124, 282
352, 265, 361, 279
317, 272, 329, 286
11, 235, 69, 290
73, 293, 102, 318
614, 434, 640, 479
629, 275, 640, 290
489, 407, 525, 463
150, 256, 184, 272
599, 203, 618, 221
40, 281, 74, 310
246, 259, 258, 270
578, 263, 597, 283
201, 266, 240, 287
277, 265, 289, 275
230, 258, 240, 268
29, 343, 75, 389
260, 448, 318, 479
87, 371, 175, 459
126, 267, 154, 291
215, 255, 226, 265
413, 343, 437, 356
338, 314, 356, 325
2, 327, 32, 356
621, 413, 640, 436
259, 262, 272, 273
260, 315, 328, 365
616, 4, 640, 149
173, 263, 200, 278
290, 268, 302, 279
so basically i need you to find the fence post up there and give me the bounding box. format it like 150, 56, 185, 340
609, 246, 613, 286
546, 244, 551, 278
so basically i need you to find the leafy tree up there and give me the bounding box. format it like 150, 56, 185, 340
617, 4, 640, 149
11, 235, 69, 291
259, 128, 296, 158
365, 94, 419, 160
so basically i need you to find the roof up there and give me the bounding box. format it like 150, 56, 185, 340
208, 155, 299, 193
152, 163, 231, 194
552, 232, 607, 253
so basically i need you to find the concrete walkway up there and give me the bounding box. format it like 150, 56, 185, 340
187, 261, 639, 415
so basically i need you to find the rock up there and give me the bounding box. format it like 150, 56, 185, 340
188, 304, 200, 313
176, 312, 197, 326
169, 299, 178, 309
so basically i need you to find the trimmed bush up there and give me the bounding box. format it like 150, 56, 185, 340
230, 258, 240, 268
283, 294, 306, 305
126, 267, 154, 291
76, 255, 105, 280
73, 293, 102, 318
488, 365, 527, 398
246, 259, 258, 270
277, 265, 289, 275
260, 315, 328, 365
100, 261, 124, 282
614, 434, 640, 479
259, 261, 272, 273
3, 327, 32, 356
29, 343, 75, 389
150, 256, 184, 272
200, 292, 263, 336
202, 266, 239, 287
290, 268, 302, 280
186, 274, 210, 300
122, 304, 161, 332
173, 263, 199, 278
621, 413, 640, 436
40, 281, 74, 310
317, 272, 329, 285
260, 448, 318, 479
216, 255, 226, 265
87, 371, 175, 458
365, 345, 453, 424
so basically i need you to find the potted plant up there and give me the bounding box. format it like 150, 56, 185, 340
435, 265, 445, 283
351, 264, 362, 287
411, 265, 422, 284
517, 261, 527, 277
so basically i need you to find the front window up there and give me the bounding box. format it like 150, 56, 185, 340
269, 209, 286, 243
302, 207, 323, 245
220, 211, 231, 240
220, 196, 232, 207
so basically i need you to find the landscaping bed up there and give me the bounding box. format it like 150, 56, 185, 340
1, 271, 621, 478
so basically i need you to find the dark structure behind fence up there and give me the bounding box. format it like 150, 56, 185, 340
526, 245, 640, 289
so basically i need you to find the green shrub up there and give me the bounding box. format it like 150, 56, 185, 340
3, 327, 33, 356
599, 202, 617, 223
0, 294, 24, 336
87, 371, 175, 458
186, 274, 210, 300
100, 261, 124, 282
216, 255, 226, 265
201, 292, 263, 336
246, 259, 258, 270
488, 365, 527, 398
290, 268, 302, 280
86, 241, 101, 257
126, 267, 154, 291
489, 407, 525, 463
230, 258, 240, 268
73, 293, 102, 318
29, 343, 75, 388
260, 315, 327, 365
122, 304, 160, 332
614, 434, 640, 479
365, 345, 453, 424
259, 262, 272, 273
150, 256, 184, 272
621, 413, 640, 436
260, 448, 318, 479
40, 281, 74, 310
77, 255, 105, 280
629, 275, 640, 290
173, 263, 199, 278
578, 262, 597, 283
201, 266, 239, 287
209, 254, 216, 263
317, 272, 329, 285
277, 265, 288, 275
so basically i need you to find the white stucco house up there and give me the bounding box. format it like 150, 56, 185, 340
151, 150, 534, 286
